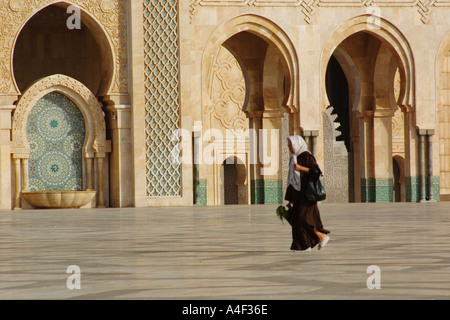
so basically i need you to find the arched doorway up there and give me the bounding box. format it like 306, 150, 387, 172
393, 155, 406, 202
12, 3, 114, 96
321, 15, 415, 203
201, 14, 299, 205
222, 161, 238, 205
221, 156, 247, 205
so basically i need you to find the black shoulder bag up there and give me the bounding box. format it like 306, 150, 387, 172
305, 166, 326, 202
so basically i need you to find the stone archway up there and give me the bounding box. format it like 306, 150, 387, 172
11, 74, 110, 209
200, 14, 299, 205
10, 1, 116, 97
320, 15, 415, 202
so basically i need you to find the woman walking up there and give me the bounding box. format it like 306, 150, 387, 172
285, 135, 330, 252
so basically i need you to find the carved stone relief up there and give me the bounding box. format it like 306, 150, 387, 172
209, 46, 248, 133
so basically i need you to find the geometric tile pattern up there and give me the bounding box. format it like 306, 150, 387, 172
361, 178, 393, 202
195, 179, 207, 205
26, 92, 85, 191
143, 0, 181, 196
405, 176, 440, 202
251, 179, 283, 204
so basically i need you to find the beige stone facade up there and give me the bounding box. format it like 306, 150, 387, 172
0, 0, 449, 210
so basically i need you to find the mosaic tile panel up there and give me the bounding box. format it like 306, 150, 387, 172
405, 176, 441, 202
143, 0, 181, 197
361, 178, 393, 202
194, 179, 207, 205
251, 179, 283, 204
27, 92, 85, 191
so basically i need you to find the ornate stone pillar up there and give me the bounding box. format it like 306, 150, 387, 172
372, 110, 394, 202
418, 128, 436, 202
193, 129, 201, 205
302, 129, 319, 158
359, 111, 374, 202
248, 112, 262, 203
21, 158, 29, 192
418, 129, 427, 202
1, 105, 15, 209
260, 110, 283, 204
86, 157, 94, 191
13, 158, 21, 210
96, 155, 106, 208
249, 110, 284, 204
105, 104, 132, 207
427, 130, 435, 201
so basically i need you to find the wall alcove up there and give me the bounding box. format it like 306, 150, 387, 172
11, 74, 111, 209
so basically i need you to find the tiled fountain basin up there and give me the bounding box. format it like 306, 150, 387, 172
22, 190, 97, 209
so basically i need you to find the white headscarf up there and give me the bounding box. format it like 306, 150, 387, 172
287, 135, 309, 191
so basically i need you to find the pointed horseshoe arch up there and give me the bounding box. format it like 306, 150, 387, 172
10, 1, 116, 96
202, 14, 300, 113
320, 14, 415, 112
12, 74, 109, 159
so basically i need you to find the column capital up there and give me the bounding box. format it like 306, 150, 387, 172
417, 128, 435, 136
301, 129, 319, 137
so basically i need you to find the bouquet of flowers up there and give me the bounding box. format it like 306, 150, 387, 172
276, 204, 291, 222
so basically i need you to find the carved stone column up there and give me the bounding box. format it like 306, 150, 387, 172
21, 158, 29, 192
96, 155, 105, 208
302, 129, 319, 158
105, 104, 132, 207
418, 129, 427, 202
0, 105, 15, 209
13, 158, 21, 210
427, 130, 434, 201
86, 157, 94, 191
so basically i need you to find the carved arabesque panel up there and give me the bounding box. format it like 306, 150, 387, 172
209, 46, 248, 133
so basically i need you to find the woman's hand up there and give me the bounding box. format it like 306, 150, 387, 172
294, 164, 310, 173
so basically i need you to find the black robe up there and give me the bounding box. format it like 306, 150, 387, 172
285, 151, 330, 251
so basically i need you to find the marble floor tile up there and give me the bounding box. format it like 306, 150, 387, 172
0, 202, 449, 300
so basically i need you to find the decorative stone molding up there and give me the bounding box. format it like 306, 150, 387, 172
189, 0, 448, 25
0, 0, 127, 95
12, 74, 110, 158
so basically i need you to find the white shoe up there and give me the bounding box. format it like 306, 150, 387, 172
318, 235, 330, 250
293, 247, 311, 252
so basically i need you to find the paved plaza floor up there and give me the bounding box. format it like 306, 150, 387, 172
1, 202, 450, 300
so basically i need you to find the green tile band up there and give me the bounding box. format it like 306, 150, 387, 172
405, 176, 440, 202
361, 178, 393, 202
251, 179, 283, 204
194, 179, 207, 205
